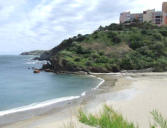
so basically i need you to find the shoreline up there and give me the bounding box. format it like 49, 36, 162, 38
0, 74, 105, 126
2, 72, 167, 128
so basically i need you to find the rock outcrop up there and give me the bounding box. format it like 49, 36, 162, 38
33, 69, 40, 73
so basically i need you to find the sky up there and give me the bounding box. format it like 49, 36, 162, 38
0, 0, 165, 54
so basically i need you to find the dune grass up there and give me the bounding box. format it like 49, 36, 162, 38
78, 105, 136, 128
151, 110, 167, 128
64, 105, 167, 128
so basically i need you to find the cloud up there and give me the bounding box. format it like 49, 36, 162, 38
0, 0, 165, 54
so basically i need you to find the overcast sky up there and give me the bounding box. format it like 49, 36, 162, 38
0, 0, 165, 54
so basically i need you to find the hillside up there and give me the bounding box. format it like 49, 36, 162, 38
40, 22, 167, 73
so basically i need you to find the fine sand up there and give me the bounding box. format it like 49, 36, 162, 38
1, 72, 167, 128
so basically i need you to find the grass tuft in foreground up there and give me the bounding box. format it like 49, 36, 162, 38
151, 110, 167, 128
65, 106, 167, 128
78, 105, 136, 128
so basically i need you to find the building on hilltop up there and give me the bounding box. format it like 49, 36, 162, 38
120, 2, 167, 26
154, 11, 163, 25
143, 9, 155, 23
130, 13, 143, 23
162, 2, 167, 25
120, 12, 131, 24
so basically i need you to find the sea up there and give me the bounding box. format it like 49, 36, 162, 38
0, 55, 102, 114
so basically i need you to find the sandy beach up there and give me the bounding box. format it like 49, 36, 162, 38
1, 72, 167, 128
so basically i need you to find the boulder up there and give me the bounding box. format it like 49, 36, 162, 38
33, 69, 40, 73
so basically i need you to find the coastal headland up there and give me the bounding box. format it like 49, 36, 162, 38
37, 23, 167, 74
1, 72, 167, 128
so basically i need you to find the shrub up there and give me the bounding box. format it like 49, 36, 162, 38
74, 58, 80, 62
85, 61, 93, 66
111, 64, 120, 72
129, 41, 144, 50
95, 56, 110, 63
75, 34, 85, 42
153, 57, 167, 72
152, 32, 163, 41
107, 31, 121, 43
159, 30, 167, 36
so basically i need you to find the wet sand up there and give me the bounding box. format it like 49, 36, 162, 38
2, 72, 167, 128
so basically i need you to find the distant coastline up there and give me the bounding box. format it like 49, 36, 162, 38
20, 50, 47, 56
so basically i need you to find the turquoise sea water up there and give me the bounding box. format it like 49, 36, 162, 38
0, 55, 100, 111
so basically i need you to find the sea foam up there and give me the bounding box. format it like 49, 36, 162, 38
0, 96, 79, 116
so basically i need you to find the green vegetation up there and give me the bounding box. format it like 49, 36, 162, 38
151, 110, 167, 128
42, 22, 167, 72
78, 105, 135, 128
71, 105, 166, 128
